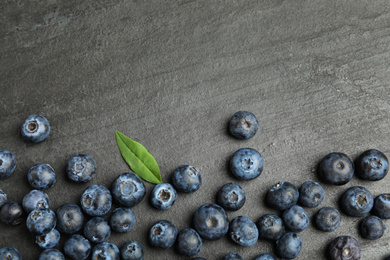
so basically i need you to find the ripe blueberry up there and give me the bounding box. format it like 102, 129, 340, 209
66, 154, 96, 183
328, 236, 361, 260
27, 163, 56, 190
276, 232, 302, 259
0, 247, 21, 260
64, 234, 91, 260
80, 184, 112, 217
39, 249, 65, 260
318, 152, 354, 185
229, 216, 259, 247
340, 186, 373, 217
120, 241, 144, 260
110, 207, 136, 233
26, 208, 56, 235
83, 217, 111, 243
193, 203, 229, 241
229, 148, 264, 181
148, 220, 178, 249
0, 201, 24, 226
111, 172, 146, 208
266, 181, 299, 210
299, 181, 324, 208
22, 189, 50, 214
229, 111, 258, 139
172, 165, 202, 193
372, 194, 390, 219
91, 242, 120, 259
176, 228, 202, 257
217, 182, 246, 211
222, 252, 243, 260
314, 207, 341, 232
282, 205, 309, 233
21, 114, 50, 143
355, 149, 389, 181
36, 229, 60, 249
0, 149, 16, 179
360, 215, 386, 240
254, 253, 278, 260
56, 203, 84, 234
256, 214, 285, 240
150, 183, 177, 210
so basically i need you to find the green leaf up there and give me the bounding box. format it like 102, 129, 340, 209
115, 131, 162, 184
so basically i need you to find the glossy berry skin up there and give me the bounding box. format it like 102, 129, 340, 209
328, 236, 361, 260
254, 253, 278, 260
230, 148, 264, 181
229, 216, 258, 247
276, 232, 302, 259
355, 149, 388, 181
222, 253, 243, 260
314, 207, 341, 232
27, 164, 56, 190
21, 114, 50, 143
0, 247, 21, 260
120, 241, 144, 260
0, 202, 24, 226
91, 242, 120, 260
267, 182, 299, 211
0, 149, 16, 179
64, 234, 91, 260
111, 172, 146, 208
318, 152, 354, 185
176, 228, 202, 257
217, 182, 246, 211
110, 207, 136, 233
36, 229, 60, 249
148, 220, 178, 249
229, 111, 258, 139
172, 165, 202, 193
22, 189, 50, 214
373, 194, 390, 219
150, 183, 177, 210
80, 184, 112, 217
360, 215, 385, 240
56, 203, 84, 234
257, 214, 285, 240
26, 208, 56, 235
341, 186, 373, 217
83, 217, 111, 243
0, 188, 7, 209
193, 203, 229, 241
282, 205, 309, 233
66, 154, 96, 183
299, 181, 325, 208
39, 249, 65, 260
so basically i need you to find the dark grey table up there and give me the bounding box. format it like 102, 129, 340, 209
1, 0, 390, 259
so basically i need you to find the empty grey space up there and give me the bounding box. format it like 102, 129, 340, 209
1, 0, 390, 259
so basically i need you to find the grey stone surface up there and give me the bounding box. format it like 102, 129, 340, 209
1, 0, 390, 259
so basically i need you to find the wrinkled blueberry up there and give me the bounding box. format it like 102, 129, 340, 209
111, 172, 146, 208
299, 181, 324, 208
373, 194, 390, 219
230, 148, 264, 180
91, 242, 120, 260
176, 228, 202, 257
256, 214, 285, 240
66, 154, 96, 183
80, 184, 112, 217
222, 252, 243, 260
21, 114, 50, 143
56, 203, 84, 234
266, 181, 299, 211
39, 249, 65, 260
217, 182, 246, 211
22, 189, 50, 214
0, 149, 16, 179
229, 111, 258, 140
318, 152, 354, 185
83, 217, 111, 243
110, 207, 136, 233
36, 229, 60, 249
0, 188, 7, 209
149, 220, 178, 249
360, 215, 385, 240
193, 203, 229, 241
0, 247, 21, 260
254, 253, 278, 260
282, 205, 309, 233
26, 208, 56, 235
27, 163, 56, 190
120, 241, 144, 260
0, 202, 24, 226
328, 236, 361, 260
276, 232, 302, 259
150, 183, 177, 210
64, 234, 91, 260
340, 186, 373, 217
172, 165, 202, 193
229, 216, 258, 247
355, 149, 388, 181
314, 207, 341, 232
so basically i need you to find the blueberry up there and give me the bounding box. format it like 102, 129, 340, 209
254, 253, 278, 260
0, 149, 16, 179
91, 242, 120, 260
217, 182, 246, 211
172, 165, 202, 193
22, 189, 50, 214
26, 208, 56, 235
56, 203, 84, 234
256, 214, 285, 240
266, 182, 299, 211
360, 215, 386, 240
110, 207, 136, 233
111, 172, 146, 208
193, 203, 229, 241
299, 181, 325, 208
64, 234, 91, 260
229, 148, 264, 181
21, 114, 50, 143
39, 249, 65, 260
328, 236, 361, 260
229, 111, 258, 139
149, 220, 178, 249
150, 183, 177, 210
120, 241, 144, 260
355, 149, 388, 181
373, 194, 390, 219
282, 205, 309, 233
0, 247, 21, 260
314, 207, 341, 232
229, 216, 258, 247
27, 163, 56, 190
83, 217, 111, 243
66, 154, 96, 183
80, 184, 112, 217
0, 201, 24, 226
340, 186, 374, 217
0, 188, 7, 209
222, 252, 243, 260
176, 228, 202, 257
276, 232, 302, 259
36, 229, 60, 249
318, 152, 354, 185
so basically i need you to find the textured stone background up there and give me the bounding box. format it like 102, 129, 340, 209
1, 0, 390, 259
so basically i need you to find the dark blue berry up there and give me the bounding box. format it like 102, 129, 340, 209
150, 183, 177, 210
282, 205, 309, 233
267, 182, 299, 211
111, 172, 146, 208
355, 149, 389, 181
64, 234, 91, 260
229, 148, 264, 181
39, 249, 65, 260
229, 216, 258, 247
27, 163, 56, 190
172, 165, 202, 193
149, 220, 178, 249
0, 202, 24, 226
193, 203, 229, 241
222, 253, 243, 260
256, 214, 285, 240
276, 232, 302, 259
217, 182, 246, 211
360, 215, 385, 240
176, 228, 202, 257
66, 154, 96, 183
80, 184, 112, 217
120, 241, 144, 260
83, 217, 111, 243
21, 114, 50, 143
373, 194, 390, 219
0, 247, 21, 260
22, 189, 49, 214
56, 203, 84, 234
299, 181, 324, 208
229, 111, 258, 139
110, 207, 136, 233
91, 242, 120, 260
340, 186, 373, 217
26, 208, 56, 235
254, 253, 278, 260
328, 236, 361, 260
314, 207, 341, 232
0, 149, 16, 179
0, 188, 7, 209
36, 229, 60, 249
318, 152, 354, 185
